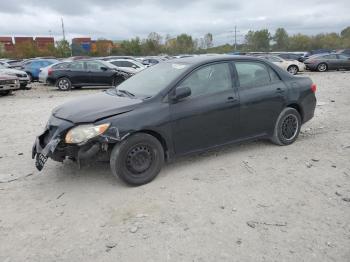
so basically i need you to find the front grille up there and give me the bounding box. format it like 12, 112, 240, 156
0, 79, 16, 85
16, 73, 27, 77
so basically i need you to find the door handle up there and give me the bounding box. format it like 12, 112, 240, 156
276, 87, 285, 93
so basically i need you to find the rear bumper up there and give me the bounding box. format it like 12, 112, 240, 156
301, 94, 317, 124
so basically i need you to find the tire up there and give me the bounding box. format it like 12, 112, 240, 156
0, 90, 12, 96
271, 108, 301, 146
317, 63, 327, 72
113, 75, 124, 87
56, 77, 72, 91
110, 133, 164, 186
287, 65, 298, 75
27, 73, 33, 83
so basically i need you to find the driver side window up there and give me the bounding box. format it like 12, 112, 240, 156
177, 63, 232, 98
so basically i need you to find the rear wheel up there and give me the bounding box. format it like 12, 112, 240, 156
317, 63, 327, 72
271, 108, 301, 145
56, 77, 72, 91
110, 133, 164, 186
287, 65, 298, 75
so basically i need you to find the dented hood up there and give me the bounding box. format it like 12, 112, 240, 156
52, 91, 142, 123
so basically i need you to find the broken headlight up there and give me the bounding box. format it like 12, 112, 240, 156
65, 123, 110, 144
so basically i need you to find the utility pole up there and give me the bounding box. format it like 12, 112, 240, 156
61, 18, 66, 41
234, 25, 237, 51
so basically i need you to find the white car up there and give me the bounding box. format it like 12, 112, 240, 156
39, 62, 70, 84
0, 74, 20, 96
108, 59, 147, 73
259, 55, 306, 75
0, 64, 30, 89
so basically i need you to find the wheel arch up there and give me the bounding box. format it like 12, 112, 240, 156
132, 129, 169, 160
286, 103, 303, 121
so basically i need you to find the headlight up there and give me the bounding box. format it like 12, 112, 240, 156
65, 123, 110, 144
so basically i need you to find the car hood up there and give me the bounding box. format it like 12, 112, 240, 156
0, 68, 27, 75
52, 91, 143, 123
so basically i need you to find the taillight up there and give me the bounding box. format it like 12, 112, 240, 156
311, 83, 317, 93
48, 68, 53, 76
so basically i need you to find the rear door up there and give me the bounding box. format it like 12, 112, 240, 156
170, 62, 240, 154
234, 61, 287, 138
66, 61, 86, 85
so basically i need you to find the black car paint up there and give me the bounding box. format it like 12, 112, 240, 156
33, 56, 316, 170
47, 60, 132, 88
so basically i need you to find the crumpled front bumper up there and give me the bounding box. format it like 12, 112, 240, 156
32, 116, 73, 171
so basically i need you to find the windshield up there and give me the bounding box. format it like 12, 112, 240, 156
116, 62, 188, 97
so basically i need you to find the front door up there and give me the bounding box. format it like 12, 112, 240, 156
85, 60, 113, 85
170, 62, 240, 155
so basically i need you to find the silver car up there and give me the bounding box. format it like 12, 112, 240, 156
0, 64, 30, 89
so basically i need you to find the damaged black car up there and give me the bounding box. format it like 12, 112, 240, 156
33, 55, 316, 186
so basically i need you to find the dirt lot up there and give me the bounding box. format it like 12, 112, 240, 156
0, 71, 349, 262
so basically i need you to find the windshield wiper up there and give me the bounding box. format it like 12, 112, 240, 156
116, 89, 135, 98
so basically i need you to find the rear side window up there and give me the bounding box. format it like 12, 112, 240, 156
322, 54, 337, 59
235, 62, 271, 88
69, 61, 84, 70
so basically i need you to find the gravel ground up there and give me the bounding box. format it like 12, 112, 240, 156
0, 72, 349, 262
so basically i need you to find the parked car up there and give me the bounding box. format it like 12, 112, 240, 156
258, 55, 305, 75
39, 62, 71, 84
0, 64, 30, 89
141, 57, 168, 66
304, 53, 350, 72
276, 53, 305, 62
336, 49, 350, 57
300, 49, 332, 62
33, 55, 317, 186
47, 60, 133, 90
0, 74, 20, 96
22, 59, 58, 81
108, 59, 147, 73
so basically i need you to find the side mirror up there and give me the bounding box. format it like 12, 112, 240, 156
100, 66, 108, 71
171, 86, 191, 101
132, 65, 137, 69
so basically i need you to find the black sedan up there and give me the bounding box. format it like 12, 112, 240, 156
33, 55, 317, 186
47, 60, 133, 90
304, 53, 350, 72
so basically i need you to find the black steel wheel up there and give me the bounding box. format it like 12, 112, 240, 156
110, 133, 164, 186
271, 107, 301, 145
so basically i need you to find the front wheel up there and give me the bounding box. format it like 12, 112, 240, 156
271, 108, 301, 146
56, 77, 72, 91
110, 133, 164, 186
287, 65, 298, 75
317, 63, 327, 72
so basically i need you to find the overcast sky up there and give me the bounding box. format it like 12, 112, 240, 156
0, 0, 349, 45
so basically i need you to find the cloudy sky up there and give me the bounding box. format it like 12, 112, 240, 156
0, 0, 349, 45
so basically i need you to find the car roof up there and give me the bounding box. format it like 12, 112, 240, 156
166, 54, 267, 65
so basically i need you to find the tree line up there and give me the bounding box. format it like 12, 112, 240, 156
1, 27, 349, 58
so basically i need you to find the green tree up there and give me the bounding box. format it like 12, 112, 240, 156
273, 28, 289, 51
288, 34, 311, 51
245, 29, 271, 51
